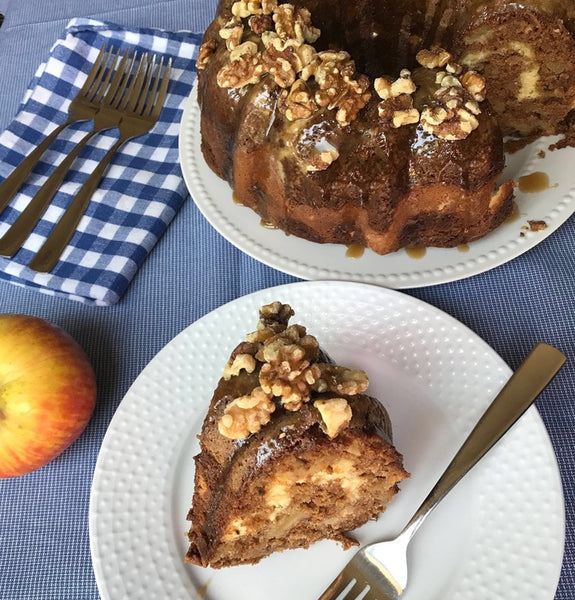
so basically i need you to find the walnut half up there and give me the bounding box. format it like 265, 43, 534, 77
218, 387, 276, 439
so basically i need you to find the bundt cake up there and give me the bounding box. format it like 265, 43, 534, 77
185, 302, 408, 568
195, 0, 574, 255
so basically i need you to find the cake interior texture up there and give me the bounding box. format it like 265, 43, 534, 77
195, 0, 574, 254
185, 302, 409, 568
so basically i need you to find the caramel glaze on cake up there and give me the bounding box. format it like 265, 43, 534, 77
186, 302, 409, 568
196, 0, 574, 255
315, 0, 575, 138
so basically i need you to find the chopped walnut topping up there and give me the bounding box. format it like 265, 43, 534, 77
256, 324, 321, 410
436, 72, 462, 88
375, 70, 419, 127
308, 50, 349, 86
374, 76, 393, 100
278, 79, 318, 121
378, 93, 420, 128
313, 364, 369, 395
273, 4, 320, 44
218, 387, 276, 439
392, 108, 420, 127
373, 45, 485, 138
435, 86, 467, 111
403, 54, 485, 141
247, 302, 293, 343
420, 83, 480, 140
260, 302, 294, 329
332, 81, 371, 126
261, 30, 290, 51
229, 40, 259, 61
217, 302, 370, 440
197, 40, 217, 70
217, 53, 264, 88
392, 69, 416, 96
309, 50, 370, 126
219, 17, 244, 50
374, 69, 416, 100
314, 398, 352, 438
261, 43, 315, 88
249, 13, 274, 35
415, 46, 452, 69
305, 148, 340, 172
260, 360, 322, 411
232, 0, 277, 18
419, 105, 449, 126
460, 70, 486, 102
223, 353, 257, 380
215, 2, 368, 132
261, 0, 278, 12
411, 45, 485, 140
257, 324, 320, 364
420, 106, 478, 140
445, 61, 463, 75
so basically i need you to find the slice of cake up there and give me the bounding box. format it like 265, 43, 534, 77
185, 301, 409, 568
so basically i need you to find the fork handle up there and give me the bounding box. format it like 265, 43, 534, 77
404, 342, 565, 536
0, 127, 103, 257
0, 119, 74, 214
28, 136, 128, 272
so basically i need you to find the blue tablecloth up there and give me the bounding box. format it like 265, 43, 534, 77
0, 1, 573, 598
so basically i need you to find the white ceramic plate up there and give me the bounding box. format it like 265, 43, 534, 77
179, 84, 575, 288
90, 280, 564, 600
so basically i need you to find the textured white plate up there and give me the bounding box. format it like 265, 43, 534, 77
90, 281, 564, 600
179, 84, 575, 288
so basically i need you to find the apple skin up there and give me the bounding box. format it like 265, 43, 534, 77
0, 314, 97, 478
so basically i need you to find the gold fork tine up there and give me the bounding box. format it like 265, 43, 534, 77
122, 54, 152, 112
148, 58, 171, 119
90, 46, 121, 104
0, 45, 111, 213
0, 47, 139, 257
135, 55, 157, 115
80, 44, 112, 99
100, 49, 136, 107
147, 57, 170, 115
29, 53, 172, 272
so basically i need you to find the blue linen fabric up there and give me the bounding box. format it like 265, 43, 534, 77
0, 1, 573, 600
0, 18, 202, 305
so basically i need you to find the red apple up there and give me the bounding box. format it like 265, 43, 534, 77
0, 314, 96, 478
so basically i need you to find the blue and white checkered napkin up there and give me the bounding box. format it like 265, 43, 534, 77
0, 18, 202, 305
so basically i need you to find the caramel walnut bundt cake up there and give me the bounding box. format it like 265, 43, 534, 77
195, 0, 574, 255
185, 302, 408, 568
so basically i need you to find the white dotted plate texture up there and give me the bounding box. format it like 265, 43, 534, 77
89, 281, 564, 600
179, 83, 575, 288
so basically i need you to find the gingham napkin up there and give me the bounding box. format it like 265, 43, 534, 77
0, 18, 202, 305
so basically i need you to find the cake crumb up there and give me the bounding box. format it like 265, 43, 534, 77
527, 219, 547, 232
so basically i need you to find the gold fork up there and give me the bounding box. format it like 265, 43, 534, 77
0, 44, 114, 212
29, 56, 171, 272
0, 47, 143, 258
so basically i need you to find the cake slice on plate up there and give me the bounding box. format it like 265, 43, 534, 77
185, 301, 409, 568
